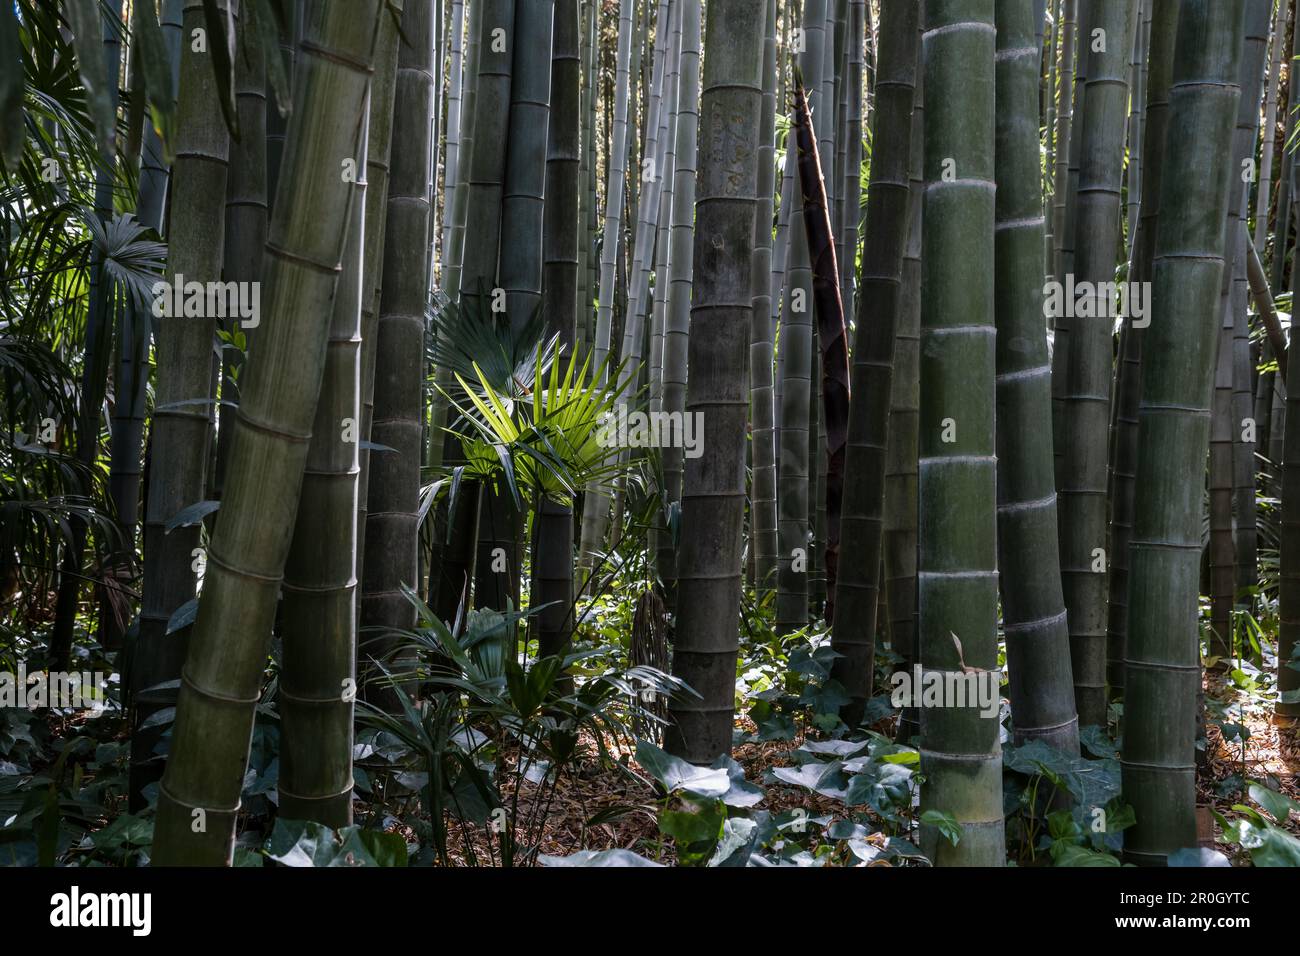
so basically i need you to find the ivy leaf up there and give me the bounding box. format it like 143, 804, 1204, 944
920, 809, 963, 847
635, 739, 729, 798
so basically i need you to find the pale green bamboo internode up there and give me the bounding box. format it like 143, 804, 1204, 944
151, 0, 387, 866
917, 0, 1005, 867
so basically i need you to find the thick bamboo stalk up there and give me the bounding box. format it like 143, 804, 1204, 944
355, 2, 404, 615
664, 0, 765, 765
279, 106, 368, 829
362, 0, 435, 702
1058, 0, 1135, 728
829, 0, 919, 720
917, 0, 1005, 867
993, 0, 1079, 754
534, 0, 580, 659
1122, 0, 1245, 866
884, 14, 924, 744
776, 0, 828, 636
152, 0, 386, 865
1106, 0, 1178, 703
131, 0, 231, 810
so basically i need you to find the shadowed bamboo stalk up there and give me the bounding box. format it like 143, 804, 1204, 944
1106, 0, 1178, 704
657, 0, 701, 600
776, 0, 828, 636
917, 0, 1005, 866
1058, 0, 1134, 728
578, 0, 633, 581
110, 0, 182, 557
885, 16, 923, 745
535, 0, 580, 659
1050, 0, 1076, 285
475, 0, 556, 614
362, 0, 435, 704
131, 0, 231, 810
441, 0, 465, 273
791, 74, 850, 624
649, 5, 682, 423
1050, 0, 1083, 490
992, 0, 1078, 754
355, 0, 404, 612
749, 0, 779, 595
1254, 0, 1288, 253
279, 104, 368, 829
434, 0, 517, 622
664, 0, 765, 764
1209, 0, 1269, 660
829, 0, 919, 721
152, 0, 386, 865
1122, 0, 1245, 866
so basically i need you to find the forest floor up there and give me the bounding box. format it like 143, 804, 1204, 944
1201, 669, 1300, 863
434, 674, 1300, 866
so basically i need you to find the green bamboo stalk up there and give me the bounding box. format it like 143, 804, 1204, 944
51, 0, 124, 668
435, 0, 516, 621
649, 7, 682, 425
1058, 0, 1134, 728
1209, 0, 1269, 660
1106, 0, 1177, 703
1254, 0, 1288, 253
152, 0, 386, 865
657, 0, 701, 597
993, 0, 1079, 753
577, 0, 633, 579
917, 0, 1005, 867
885, 14, 923, 743
355, 1, 404, 618
829, 0, 919, 719
362, 0, 435, 701
534, 0, 581, 659
776, 0, 827, 636
1050, 0, 1076, 284
441, 0, 465, 270
279, 104, 368, 830
131, 0, 231, 809
1049, 0, 1076, 489
1122, 0, 1245, 866
749, 0, 779, 595
215, 6, 268, 502
474, 0, 555, 615
664, 0, 765, 765
111, 0, 183, 551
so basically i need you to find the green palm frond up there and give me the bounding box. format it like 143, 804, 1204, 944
437, 348, 633, 507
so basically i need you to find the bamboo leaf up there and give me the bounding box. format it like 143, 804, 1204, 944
200, 0, 240, 140
164, 499, 220, 531
63, 0, 116, 154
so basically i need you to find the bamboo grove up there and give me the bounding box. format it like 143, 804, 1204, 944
5, 0, 1300, 869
